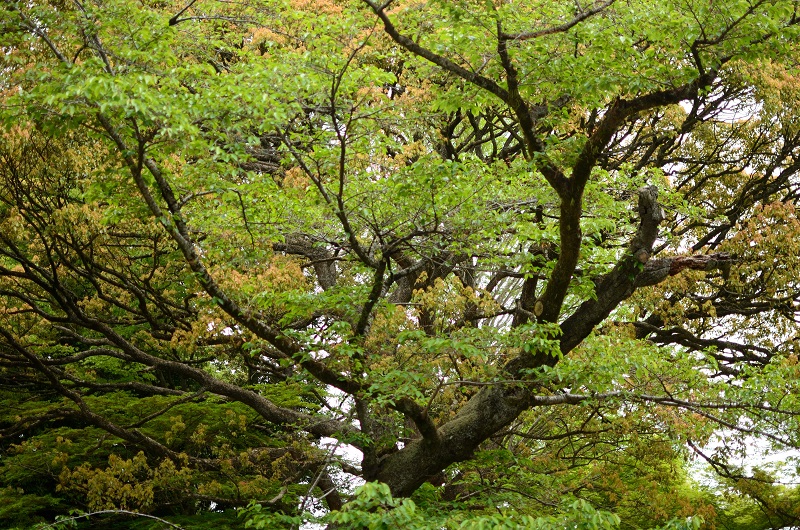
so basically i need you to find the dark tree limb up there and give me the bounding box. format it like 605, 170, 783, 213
558, 186, 664, 354
500, 0, 617, 42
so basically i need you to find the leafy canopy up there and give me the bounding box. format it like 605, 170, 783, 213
2, 0, 800, 528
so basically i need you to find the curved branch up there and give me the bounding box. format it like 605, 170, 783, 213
558, 185, 663, 354
500, 0, 617, 42
361, 0, 510, 102
634, 252, 732, 287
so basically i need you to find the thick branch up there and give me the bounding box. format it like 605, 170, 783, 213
634, 252, 732, 287
558, 185, 664, 353
368, 187, 663, 495
394, 397, 440, 442
274, 236, 338, 290
538, 73, 717, 323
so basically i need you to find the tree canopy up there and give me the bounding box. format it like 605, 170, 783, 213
2, 0, 800, 528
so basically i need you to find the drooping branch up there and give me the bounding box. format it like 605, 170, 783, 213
2, 311, 358, 441
634, 321, 772, 370
0, 328, 219, 468
687, 440, 800, 526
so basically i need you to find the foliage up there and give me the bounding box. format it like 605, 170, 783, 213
282, 482, 703, 530
3, 0, 800, 528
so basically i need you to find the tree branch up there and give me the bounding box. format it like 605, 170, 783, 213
500, 0, 617, 42
361, 0, 510, 102
92, 113, 364, 397
558, 185, 663, 353
634, 252, 732, 287
395, 397, 440, 442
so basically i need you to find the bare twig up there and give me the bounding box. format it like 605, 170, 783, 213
37, 510, 184, 530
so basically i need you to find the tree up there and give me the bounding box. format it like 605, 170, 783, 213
2, 0, 800, 527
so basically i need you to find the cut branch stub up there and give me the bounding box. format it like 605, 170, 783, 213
635, 253, 733, 288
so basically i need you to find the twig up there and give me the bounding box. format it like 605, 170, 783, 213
37, 510, 185, 530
